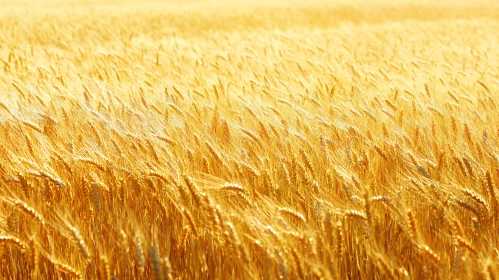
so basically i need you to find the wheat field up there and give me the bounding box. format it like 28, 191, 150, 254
1, 0, 499, 279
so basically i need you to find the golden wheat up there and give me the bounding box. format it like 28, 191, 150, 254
0, 0, 498, 278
